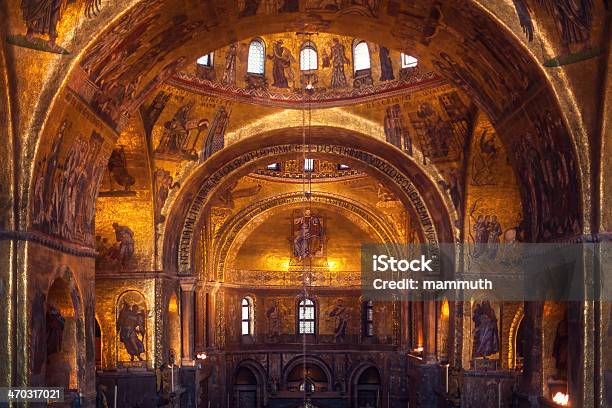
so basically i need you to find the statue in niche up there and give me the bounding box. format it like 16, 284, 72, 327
46, 305, 65, 356
154, 168, 180, 224
106, 146, 135, 192
117, 302, 146, 362
328, 299, 350, 343
329, 38, 349, 88
293, 209, 325, 259
266, 300, 282, 342
472, 301, 499, 358
155, 102, 209, 161
222, 43, 238, 85
111, 223, 135, 266
471, 129, 498, 186
379, 46, 394, 81
267, 40, 295, 88
552, 312, 568, 379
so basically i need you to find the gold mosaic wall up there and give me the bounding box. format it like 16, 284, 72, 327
95, 277, 157, 370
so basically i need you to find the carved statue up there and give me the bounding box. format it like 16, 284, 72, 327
111, 223, 135, 266
46, 304, 65, 356
117, 302, 146, 361
472, 301, 499, 358
329, 38, 349, 88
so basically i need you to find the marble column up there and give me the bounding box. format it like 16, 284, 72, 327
423, 300, 437, 364
180, 279, 197, 365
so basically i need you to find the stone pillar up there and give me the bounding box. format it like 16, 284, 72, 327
518, 301, 543, 407
423, 300, 437, 364
180, 279, 196, 365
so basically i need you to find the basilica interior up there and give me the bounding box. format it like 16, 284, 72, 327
0, 0, 611, 407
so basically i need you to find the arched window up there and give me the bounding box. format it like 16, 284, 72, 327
241, 297, 254, 336
353, 40, 371, 73
401, 53, 418, 68
197, 52, 214, 67
298, 298, 316, 334
247, 39, 265, 75
300, 41, 318, 71
363, 300, 374, 337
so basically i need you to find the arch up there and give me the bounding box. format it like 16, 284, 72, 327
300, 41, 318, 71
43, 275, 82, 391
167, 292, 181, 363
213, 191, 401, 282
162, 127, 455, 276
353, 40, 371, 73
233, 359, 267, 408
22, 3, 588, 257
508, 304, 525, 370
349, 362, 382, 406
247, 38, 266, 75
283, 355, 333, 392
116, 290, 148, 367
438, 298, 451, 362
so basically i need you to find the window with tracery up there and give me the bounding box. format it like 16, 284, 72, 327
300, 42, 318, 71
298, 298, 316, 334
247, 39, 265, 74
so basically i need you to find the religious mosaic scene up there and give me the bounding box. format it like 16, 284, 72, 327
0, 0, 611, 407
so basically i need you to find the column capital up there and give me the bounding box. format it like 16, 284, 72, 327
179, 278, 197, 292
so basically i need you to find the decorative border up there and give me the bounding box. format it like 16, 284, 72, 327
169, 71, 445, 109
0, 230, 97, 258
